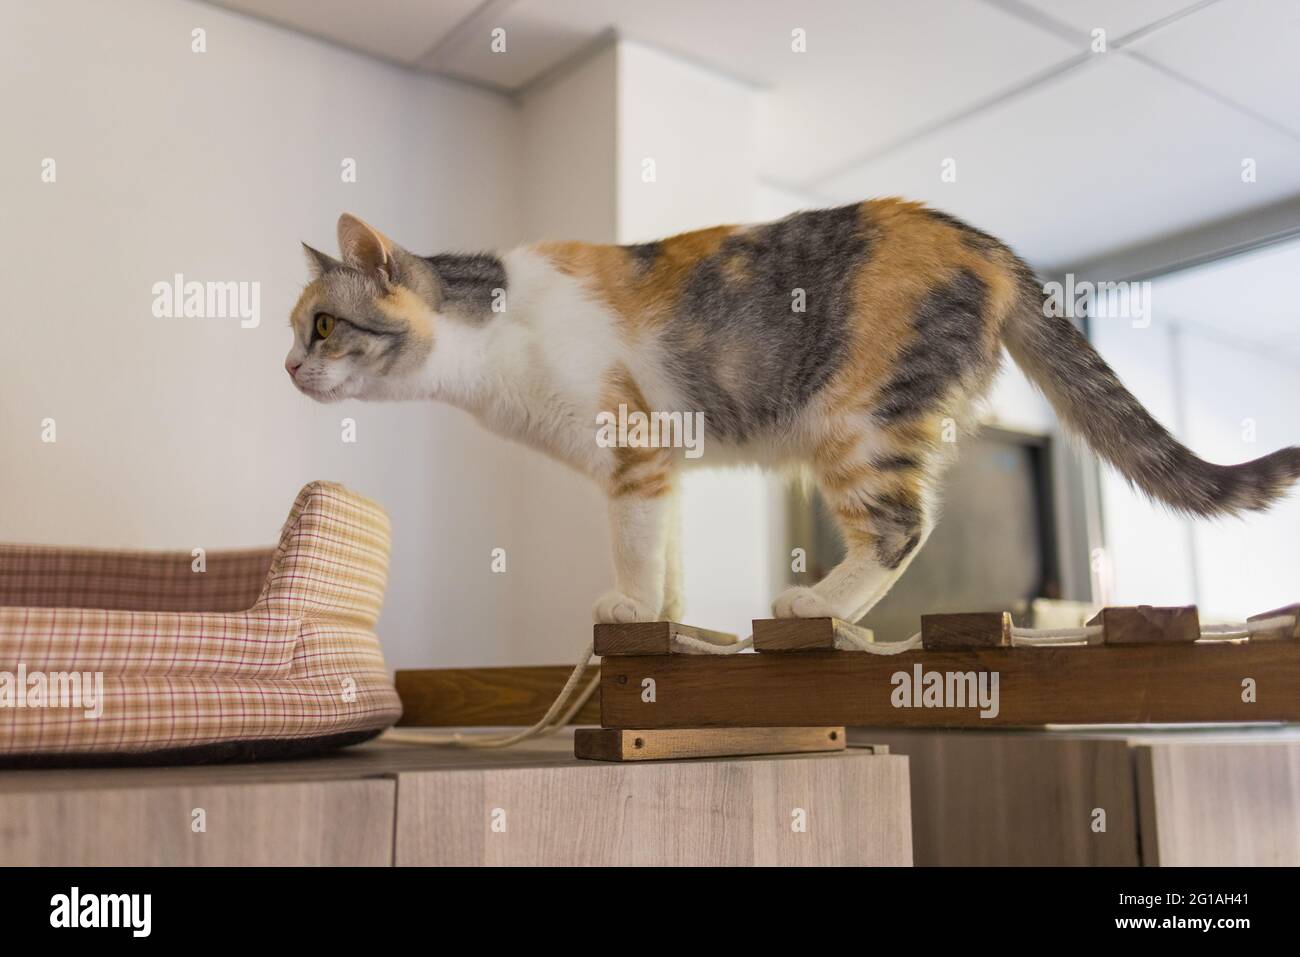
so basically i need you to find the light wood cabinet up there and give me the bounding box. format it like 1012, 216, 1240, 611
1136, 740, 1300, 866
0, 780, 395, 866
393, 750, 912, 866
0, 736, 912, 866
860, 727, 1300, 866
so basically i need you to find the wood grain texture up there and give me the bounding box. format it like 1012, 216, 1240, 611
395, 666, 600, 727
853, 729, 1138, 865
1248, 603, 1300, 640
393, 750, 911, 866
752, 617, 875, 651
574, 726, 845, 761
593, 621, 738, 655
599, 642, 1300, 728
0, 737, 596, 796
1136, 741, 1300, 866
1088, 605, 1200, 644
0, 780, 395, 866
921, 611, 1012, 649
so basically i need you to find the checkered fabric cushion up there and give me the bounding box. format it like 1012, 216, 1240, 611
0, 545, 273, 612
0, 482, 402, 758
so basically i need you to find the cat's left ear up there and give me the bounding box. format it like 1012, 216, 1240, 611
338, 213, 397, 284
302, 242, 341, 278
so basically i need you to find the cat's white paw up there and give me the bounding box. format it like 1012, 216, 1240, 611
772, 586, 833, 619
660, 592, 684, 622
594, 591, 658, 624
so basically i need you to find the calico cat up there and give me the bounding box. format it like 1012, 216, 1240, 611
286, 206, 1300, 625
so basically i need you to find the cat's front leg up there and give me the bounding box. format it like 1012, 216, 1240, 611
660, 484, 684, 621
594, 491, 672, 623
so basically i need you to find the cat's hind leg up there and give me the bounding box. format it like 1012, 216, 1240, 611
773, 431, 937, 622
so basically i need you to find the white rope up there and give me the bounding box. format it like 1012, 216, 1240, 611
1008, 614, 1296, 646
672, 633, 753, 654
1197, 625, 1249, 641
1011, 624, 1103, 646
384, 641, 597, 749
836, 629, 924, 654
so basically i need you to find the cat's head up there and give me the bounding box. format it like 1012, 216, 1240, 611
285, 213, 436, 402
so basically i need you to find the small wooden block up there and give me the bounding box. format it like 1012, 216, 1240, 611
921, 612, 1012, 649
1088, 605, 1200, 644
574, 726, 846, 762
752, 617, 876, 651
593, 621, 739, 656
1247, 604, 1300, 640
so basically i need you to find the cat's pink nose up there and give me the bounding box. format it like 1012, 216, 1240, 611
285, 359, 302, 377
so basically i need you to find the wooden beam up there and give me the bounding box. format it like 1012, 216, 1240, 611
1088, 605, 1200, 644
921, 612, 1012, 649
598, 641, 1300, 728
1248, 604, 1300, 640
592, 621, 738, 656
752, 617, 875, 651
395, 666, 599, 727
574, 726, 845, 762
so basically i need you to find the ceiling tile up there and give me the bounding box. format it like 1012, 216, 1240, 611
817, 54, 1300, 268
209, 0, 482, 64
754, 0, 1079, 185
433, 0, 1080, 187
1017, 0, 1210, 39
419, 0, 609, 89
1129, 0, 1300, 138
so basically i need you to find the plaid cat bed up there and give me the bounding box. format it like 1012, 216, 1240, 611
0, 482, 402, 766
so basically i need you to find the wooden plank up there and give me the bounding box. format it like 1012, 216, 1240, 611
1088, 604, 1199, 644
1135, 741, 1300, 865
393, 750, 912, 865
395, 666, 600, 727
593, 621, 739, 656
921, 611, 1012, 649
1248, 604, 1300, 640
574, 726, 845, 762
752, 617, 875, 651
599, 641, 1300, 728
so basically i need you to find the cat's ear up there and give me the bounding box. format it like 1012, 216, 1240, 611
301, 242, 341, 278
338, 213, 397, 283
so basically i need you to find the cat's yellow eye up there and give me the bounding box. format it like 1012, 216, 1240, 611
315, 313, 335, 340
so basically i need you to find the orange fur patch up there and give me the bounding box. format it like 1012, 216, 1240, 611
538, 225, 737, 336
600, 364, 673, 498
821, 199, 1018, 431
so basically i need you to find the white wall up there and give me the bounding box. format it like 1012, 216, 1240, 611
1091, 324, 1199, 606
0, 0, 524, 670
503, 45, 621, 664
616, 42, 758, 239
1180, 331, 1300, 617
1093, 288, 1300, 618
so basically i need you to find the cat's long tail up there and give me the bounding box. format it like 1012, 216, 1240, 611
1002, 272, 1300, 518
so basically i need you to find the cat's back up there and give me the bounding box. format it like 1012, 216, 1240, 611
533, 199, 1021, 443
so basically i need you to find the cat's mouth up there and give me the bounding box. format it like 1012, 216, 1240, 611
295, 374, 357, 403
